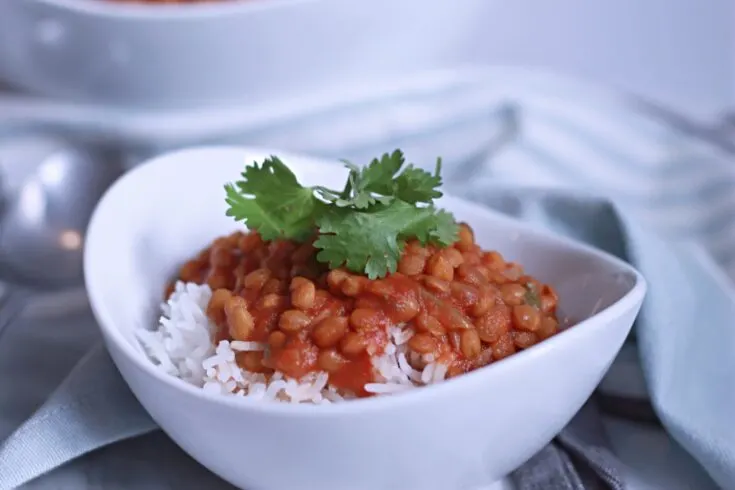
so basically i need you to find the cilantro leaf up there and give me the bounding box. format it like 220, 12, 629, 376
401, 207, 458, 246
392, 158, 443, 204
358, 149, 405, 196
224, 150, 460, 278
313, 200, 458, 279
321, 151, 404, 209
225, 156, 320, 241
320, 150, 443, 208
236, 155, 301, 195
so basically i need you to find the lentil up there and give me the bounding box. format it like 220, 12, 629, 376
408, 333, 437, 354
169, 223, 562, 398
279, 310, 311, 333
291, 279, 316, 310
312, 317, 349, 348
224, 296, 254, 341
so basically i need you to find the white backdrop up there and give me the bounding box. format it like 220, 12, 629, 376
453, 0, 733, 120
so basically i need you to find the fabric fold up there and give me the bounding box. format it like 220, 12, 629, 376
0, 344, 156, 490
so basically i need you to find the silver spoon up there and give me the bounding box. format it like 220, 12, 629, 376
0, 138, 125, 335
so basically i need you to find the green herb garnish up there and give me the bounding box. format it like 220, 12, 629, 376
524, 282, 541, 308
224, 157, 321, 242
224, 149, 459, 279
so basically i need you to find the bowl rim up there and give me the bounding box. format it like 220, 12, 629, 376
30, 0, 317, 20
84, 145, 648, 417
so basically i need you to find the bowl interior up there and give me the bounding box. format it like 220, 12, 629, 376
85, 146, 642, 369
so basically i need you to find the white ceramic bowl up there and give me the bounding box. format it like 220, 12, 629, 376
84, 147, 646, 490
0, 0, 493, 109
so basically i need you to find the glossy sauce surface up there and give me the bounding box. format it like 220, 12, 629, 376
168, 224, 561, 397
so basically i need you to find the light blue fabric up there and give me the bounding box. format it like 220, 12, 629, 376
458, 187, 735, 489
0, 68, 733, 489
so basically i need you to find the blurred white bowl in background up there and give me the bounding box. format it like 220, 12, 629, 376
0, 0, 496, 109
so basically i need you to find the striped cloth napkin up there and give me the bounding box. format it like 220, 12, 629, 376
0, 67, 733, 490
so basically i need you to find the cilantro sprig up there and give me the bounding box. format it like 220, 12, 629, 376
224, 150, 459, 279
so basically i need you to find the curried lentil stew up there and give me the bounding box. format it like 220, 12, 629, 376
139, 150, 563, 403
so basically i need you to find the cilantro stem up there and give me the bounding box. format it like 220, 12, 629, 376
312, 186, 340, 200
339, 161, 359, 200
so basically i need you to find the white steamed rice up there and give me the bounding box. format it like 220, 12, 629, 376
137, 281, 449, 404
